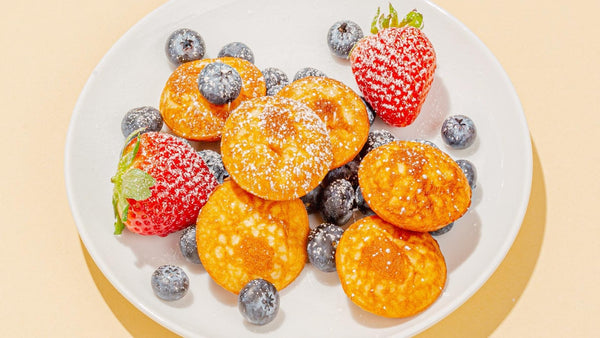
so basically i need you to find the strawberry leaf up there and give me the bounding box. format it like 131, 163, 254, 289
111, 132, 147, 235
370, 5, 423, 33
381, 12, 391, 29
114, 209, 125, 235
114, 220, 125, 235
400, 9, 423, 29
370, 7, 381, 34
112, 190, 126, 235
117, 134, 142, 172
389, 3, 399, 26
122, 168, 155, 201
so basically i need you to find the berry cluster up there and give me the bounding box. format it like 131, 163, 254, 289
301, 129, 394, 227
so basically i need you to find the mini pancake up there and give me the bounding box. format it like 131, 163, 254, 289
358, 140, 471, 232
276, 76, 370, 169
336, 215, 446, 318
159, 57, 266, 141
221, 95, 333, 201
196, 179, 310, 294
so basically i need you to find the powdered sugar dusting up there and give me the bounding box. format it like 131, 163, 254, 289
221, 96, 333, 200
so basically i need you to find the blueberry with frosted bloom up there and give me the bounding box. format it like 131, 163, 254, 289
307, 223, 345, 272
218, 42, 255, 64
359, 129, 396, 158
120, 106, 163, 137
327, 20, 364, 58
293, 67, 327, 81
322, 158, 360, 189
197, 149, 228, 184
151, 265, 189, 301
412, 138, 438, 149
354, 186, 373, 215
441, 114, 477, 149
266, 84, 285, 96
197, 62, 242, 105
300, 185, 322, 214
165, 28, 206, 66
262, 67, 289, 94
179, 225, 201, 264
321, 179, 355, 225
456, 159, 477, 189
238, 279, 279, 325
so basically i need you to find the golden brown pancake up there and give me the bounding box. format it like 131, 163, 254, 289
358, 140, 471, 232
277, 76, 369, 168
159, 57, 265, 141
221, 95, 333, 201
196, 179, 310, 294
336, 215, 446, 318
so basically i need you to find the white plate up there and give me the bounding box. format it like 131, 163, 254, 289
65, 0, 532, 336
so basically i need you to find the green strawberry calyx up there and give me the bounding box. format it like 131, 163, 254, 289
110, 132, 156, 235
370, 3, 423, 34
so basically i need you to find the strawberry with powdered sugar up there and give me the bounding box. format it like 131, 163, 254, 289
111, 131, 218, 237
350, 5, 436, 127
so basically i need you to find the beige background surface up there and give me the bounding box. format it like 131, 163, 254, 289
1, 0, 598, 336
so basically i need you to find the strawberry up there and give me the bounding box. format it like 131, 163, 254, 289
111, 132, 217, 237
350, 6, 436, 127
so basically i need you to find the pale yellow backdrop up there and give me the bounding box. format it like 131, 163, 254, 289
1, 0, 598, 336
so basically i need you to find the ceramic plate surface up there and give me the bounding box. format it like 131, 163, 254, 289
65, 0, 532, 336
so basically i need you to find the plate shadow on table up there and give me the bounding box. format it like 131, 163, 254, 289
81, 242, 181, 337
416, 138, 546, 338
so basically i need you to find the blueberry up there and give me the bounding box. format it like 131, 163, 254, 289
456, 159, 477, 189
151, 265, 189, 301
218, 42, 255, 64
411, 138, 438, 149
300, 185, 322, 214
441, 114, 477, 149
293, 67, 327, 81
354, 186, 374, 215
165, 28, 206, 66
197, 62, 242, 105
197, 149, 228, 184
262, 67, 289, 94
322, 158, 360, 188
327, 20, 364, 59
429, 222, 454, 236
307, 223, 345, 272
266, 84, 285, 96
359, 129, 396, 158
238, 278, 279, 325
120, 106, 163, 137
321, 179, 355, 225
361, 96, 376, 125
179, 225, 201, 264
